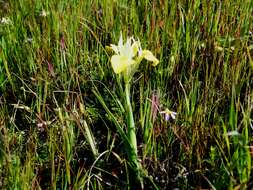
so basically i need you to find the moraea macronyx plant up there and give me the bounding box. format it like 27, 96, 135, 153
110, 34, 159, 81
109, 34, 159, 184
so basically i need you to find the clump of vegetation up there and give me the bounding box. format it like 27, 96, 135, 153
0, 0, 252, 189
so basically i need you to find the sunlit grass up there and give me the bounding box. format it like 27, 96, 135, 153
0, 0, 252, 189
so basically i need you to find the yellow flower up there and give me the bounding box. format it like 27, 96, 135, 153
141, 50, 159, 66
110, 34, 159, 74
111, 55, 135, 74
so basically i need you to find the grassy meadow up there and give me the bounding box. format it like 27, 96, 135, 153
0, 0, 253, 189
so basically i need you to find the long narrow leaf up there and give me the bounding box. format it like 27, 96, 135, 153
92, 88, 132, 150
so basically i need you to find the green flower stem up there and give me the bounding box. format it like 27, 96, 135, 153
125, 82, 139, 170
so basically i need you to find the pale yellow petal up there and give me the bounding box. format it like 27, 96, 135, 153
111, 55, 135, 74
110, 44, 119, 54
118, 33, 123, 48
142, 50, 159, 66
131, 41, 139, 57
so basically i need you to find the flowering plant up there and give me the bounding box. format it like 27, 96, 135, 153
109, 34, 159, 183
160, 108, 177, 121
110, 34, 159, 79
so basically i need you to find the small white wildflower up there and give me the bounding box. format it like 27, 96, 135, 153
37, 123, 43, 128
230, 46, 235, 51
25, 38, 33, 43
40, 10, 49, 17
1, 17, 12, 25
225, 130, 240, 136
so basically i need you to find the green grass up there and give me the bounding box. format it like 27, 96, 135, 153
0, 0, 253, 189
